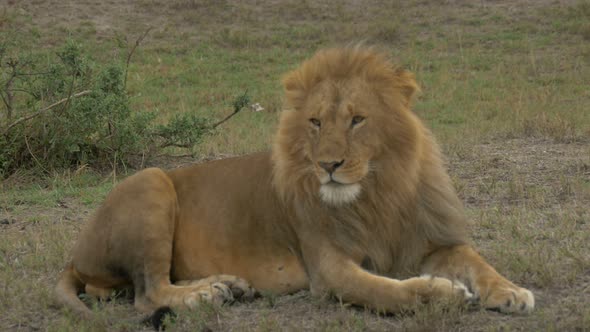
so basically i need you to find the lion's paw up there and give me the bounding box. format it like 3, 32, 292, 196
183, 282, 234, 308
418, 274, 474, 301
218, 276, 258, 302
177, 275, 258, 307
483, 285, 534, 314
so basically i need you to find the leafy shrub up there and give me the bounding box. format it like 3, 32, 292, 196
0, 37, 243, 178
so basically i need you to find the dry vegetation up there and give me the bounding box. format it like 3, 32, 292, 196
1, 0, 589, 331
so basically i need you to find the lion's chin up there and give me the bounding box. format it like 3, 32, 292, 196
319, 182, 362, 206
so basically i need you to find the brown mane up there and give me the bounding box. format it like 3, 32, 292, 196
272, 47, 468, 274
281, 46, 419, 110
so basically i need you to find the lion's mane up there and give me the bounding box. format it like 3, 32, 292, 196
272, 47, 469, 275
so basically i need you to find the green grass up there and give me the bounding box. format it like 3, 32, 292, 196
1, 0, 590, 331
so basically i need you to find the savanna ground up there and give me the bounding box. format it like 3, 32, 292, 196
1, 0, 590, 331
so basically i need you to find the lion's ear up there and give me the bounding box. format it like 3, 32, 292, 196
393, 67, 420, 107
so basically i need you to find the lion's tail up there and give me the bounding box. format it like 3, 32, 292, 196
55, 262, 92, 317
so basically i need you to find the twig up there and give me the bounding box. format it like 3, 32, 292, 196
2, 59, 18, 121
211, 90, 250, 129
24, 134, 49, 174
2, 90, 91, 134
112, 151, 117, 186
211, 110, 241, 129
140, 151, 146, 169
124, 27, 153, 89
0, 90, 8, 114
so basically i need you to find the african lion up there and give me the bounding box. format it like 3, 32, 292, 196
56, 47, 534, 318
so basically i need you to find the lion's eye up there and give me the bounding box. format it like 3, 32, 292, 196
309, 118, 321, 128
351, 115, 365, 127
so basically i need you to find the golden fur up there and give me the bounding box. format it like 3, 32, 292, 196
56, 47, 534, 317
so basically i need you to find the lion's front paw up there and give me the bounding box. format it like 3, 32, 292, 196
483, 284, 534, 314
418, 274, 474, 301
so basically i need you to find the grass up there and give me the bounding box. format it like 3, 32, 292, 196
1, 0, 590, 331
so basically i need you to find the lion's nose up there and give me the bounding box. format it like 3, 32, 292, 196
318, 160, 344, 174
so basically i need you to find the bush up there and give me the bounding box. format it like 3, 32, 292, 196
0, 37, 244, 178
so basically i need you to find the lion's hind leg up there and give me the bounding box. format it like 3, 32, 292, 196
107, 169, 253, 314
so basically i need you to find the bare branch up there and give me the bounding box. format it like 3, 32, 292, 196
210, 108, 242, 129
211, 90, 250, 129
0, 91, 8, 111
2, 90, 91, 134
3, 59, 19, 121
124, 27, 153, 89
24, 134, 49, 174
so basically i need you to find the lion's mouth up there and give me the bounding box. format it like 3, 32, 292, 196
320, 174, 355, 186
326, 179, 346, 186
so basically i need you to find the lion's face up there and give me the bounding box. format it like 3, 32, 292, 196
273, 47, 420, 206
302, 79, 383, 205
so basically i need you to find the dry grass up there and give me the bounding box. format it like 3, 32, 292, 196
1, 0, 590, 331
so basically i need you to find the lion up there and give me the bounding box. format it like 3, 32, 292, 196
55, 47, 534, 319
